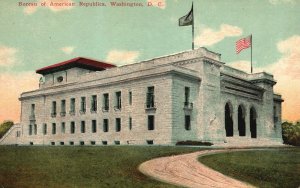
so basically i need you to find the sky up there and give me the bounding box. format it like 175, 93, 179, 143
0, 0, 300, 123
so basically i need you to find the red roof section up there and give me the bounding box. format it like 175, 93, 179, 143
36, 57, 116, 74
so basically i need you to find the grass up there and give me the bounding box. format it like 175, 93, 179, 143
0, 146, 201, 188
199, 148, 300, 188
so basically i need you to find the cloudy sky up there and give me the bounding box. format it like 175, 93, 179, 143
0, 0, 300, 122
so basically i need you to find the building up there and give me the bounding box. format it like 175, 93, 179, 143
0, 48, 283, 146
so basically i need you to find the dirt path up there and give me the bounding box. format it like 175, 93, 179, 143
138, 150, 255, 188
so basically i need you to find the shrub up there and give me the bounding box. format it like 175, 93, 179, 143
282, 121, 300, 146
0, 120, 14, 139
176, 140, 213, 146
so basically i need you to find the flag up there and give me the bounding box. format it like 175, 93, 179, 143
179, 4, 193, 26
236, 35, 252, 54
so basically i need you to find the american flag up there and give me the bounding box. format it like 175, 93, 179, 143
236, 35, 252, 54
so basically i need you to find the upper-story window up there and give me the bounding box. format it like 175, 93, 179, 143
51, 101, 57, 117
103, 119, 109, 132
129, 117, 132, 130
185, 115, 191, 130
70, 122, 75, 134
81, 121, 85, 133
60, 100, 66, 116
57, 76, 63, 83
91, 95, 97, 113
52, 123, 56, 134
116, 118, 121, 132
61, 122, 65, 134
70, 98, 75, 115
103, 93, 109, 112
146, 86, 155, 108
129, 91, 132, 105
31, 104, 35, 116
184, 87, 193, 110
114, 91, 121, 110
185, 87, 190, 104
80, 97, 86, 114
43, 124, 47, 135
273, 105, 278, 124
92, 120, 97, 133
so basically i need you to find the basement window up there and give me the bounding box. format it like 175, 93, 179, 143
69, 141, 74, 145
80, 141, 85, 146
91, 141, 96, 145
147, 140, 154, 145
51, 142, 55, 146
60, 142, 64, 146
114, 141, 120, 145
102, 141, 108, 145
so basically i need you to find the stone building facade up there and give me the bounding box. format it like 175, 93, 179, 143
0, 48, 283, 146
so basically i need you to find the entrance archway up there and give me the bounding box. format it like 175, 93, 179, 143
238, 105, 246, 136
225, 103, 233, 137
250, 107, 257, 138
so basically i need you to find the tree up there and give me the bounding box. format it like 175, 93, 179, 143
0, 120, 14, 139
282, 121, 300, 146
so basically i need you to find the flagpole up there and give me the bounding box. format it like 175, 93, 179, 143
192, 2, 194, 50
251, 34, 253, 73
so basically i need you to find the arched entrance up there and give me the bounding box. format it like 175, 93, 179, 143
250, 107, 257, 138
238, 105, 246, 136
225, 103, 233, 137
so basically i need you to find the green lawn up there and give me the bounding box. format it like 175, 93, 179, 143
0, 146, 201, 188
199, 148, 300, 188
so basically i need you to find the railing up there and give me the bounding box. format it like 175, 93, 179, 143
79, 109, 86, 114
102, 106, 109, 112
183, 102, 193, 110
114, 106, 121, 111
51, 112, 57, 117
145, 102, 156, 112
90, 108, 97, 113
69, 110, 75, 116
29, 114, 35, 121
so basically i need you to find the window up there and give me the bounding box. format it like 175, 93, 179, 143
103, 119, 109, 132
273, 105, 278, 123
80, 97, 86, 113
51, 101, 57, 117
114, 141, 120, 145
103, 93, 109, 111
29, 124, 32, 135
102, 141, 108, 145
31, 104, 35, 116
91, 141, 96, 145
129, 117, 132, 130
115, 91, 121, 110
61, 122, 65, 134
81, 121, 85, 133
80, 141, 84, 146
147, 140, 154, 145
70, 122, 75, 134
60, 142, 64, 145
57, 76, 63, 82
69, 141, 74, 145
148, 115, 155, 130
52, 123, 56, 134
70, 98, 75, 114
185, 87, 190, 105
91, 95, 97, 112
16, 131, 21, 137
43, 124, 47, 135
146, 86, 155, 108
34, 124, 37, 135
116, 118, 121, 132
30, 142, 34, 145
185, 115, 191, 130
92, 120, 97, 133
61, 100, 66, 116
129, 91, 132, 105
51, 142, 55, 146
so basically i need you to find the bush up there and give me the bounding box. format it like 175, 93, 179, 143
282, 121, 300, 146
176, 140, 213, 146
0, 120, 14, 139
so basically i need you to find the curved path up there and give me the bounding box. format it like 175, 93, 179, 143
138, 150, 255, 188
